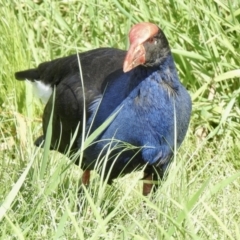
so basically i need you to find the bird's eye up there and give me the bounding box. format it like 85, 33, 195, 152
148, 38, 154, 43
148, 38, 157, 45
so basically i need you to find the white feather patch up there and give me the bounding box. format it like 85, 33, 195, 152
28, 80, 52, 104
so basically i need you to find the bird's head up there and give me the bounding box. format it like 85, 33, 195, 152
123, 22, 170, 73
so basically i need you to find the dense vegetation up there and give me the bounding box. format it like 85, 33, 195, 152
0, 1, 239, 239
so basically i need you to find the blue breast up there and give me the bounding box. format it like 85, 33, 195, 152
83, 53, 191, 169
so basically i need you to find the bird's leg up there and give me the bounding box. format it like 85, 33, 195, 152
82, 170, 91, 186
142, 172, 153, 196
77, 170, 91, 211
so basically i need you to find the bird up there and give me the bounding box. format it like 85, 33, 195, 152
15, 22, 192, 196
79, 22, 192, 195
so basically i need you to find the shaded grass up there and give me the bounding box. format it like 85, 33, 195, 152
0, 0, 240, 239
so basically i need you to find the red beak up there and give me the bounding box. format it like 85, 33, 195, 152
123, 43, 146, 73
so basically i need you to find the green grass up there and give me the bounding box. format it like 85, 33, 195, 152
0, 0, 240, 239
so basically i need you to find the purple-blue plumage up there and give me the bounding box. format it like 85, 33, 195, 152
83, 23, 192, 192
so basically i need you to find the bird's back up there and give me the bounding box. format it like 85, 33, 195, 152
15, 48, 127, 154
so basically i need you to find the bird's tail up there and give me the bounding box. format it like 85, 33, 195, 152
15, 68, 39, 81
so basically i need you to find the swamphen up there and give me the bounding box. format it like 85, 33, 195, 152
15, 22, 191, 195
82, 22, 192, 195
